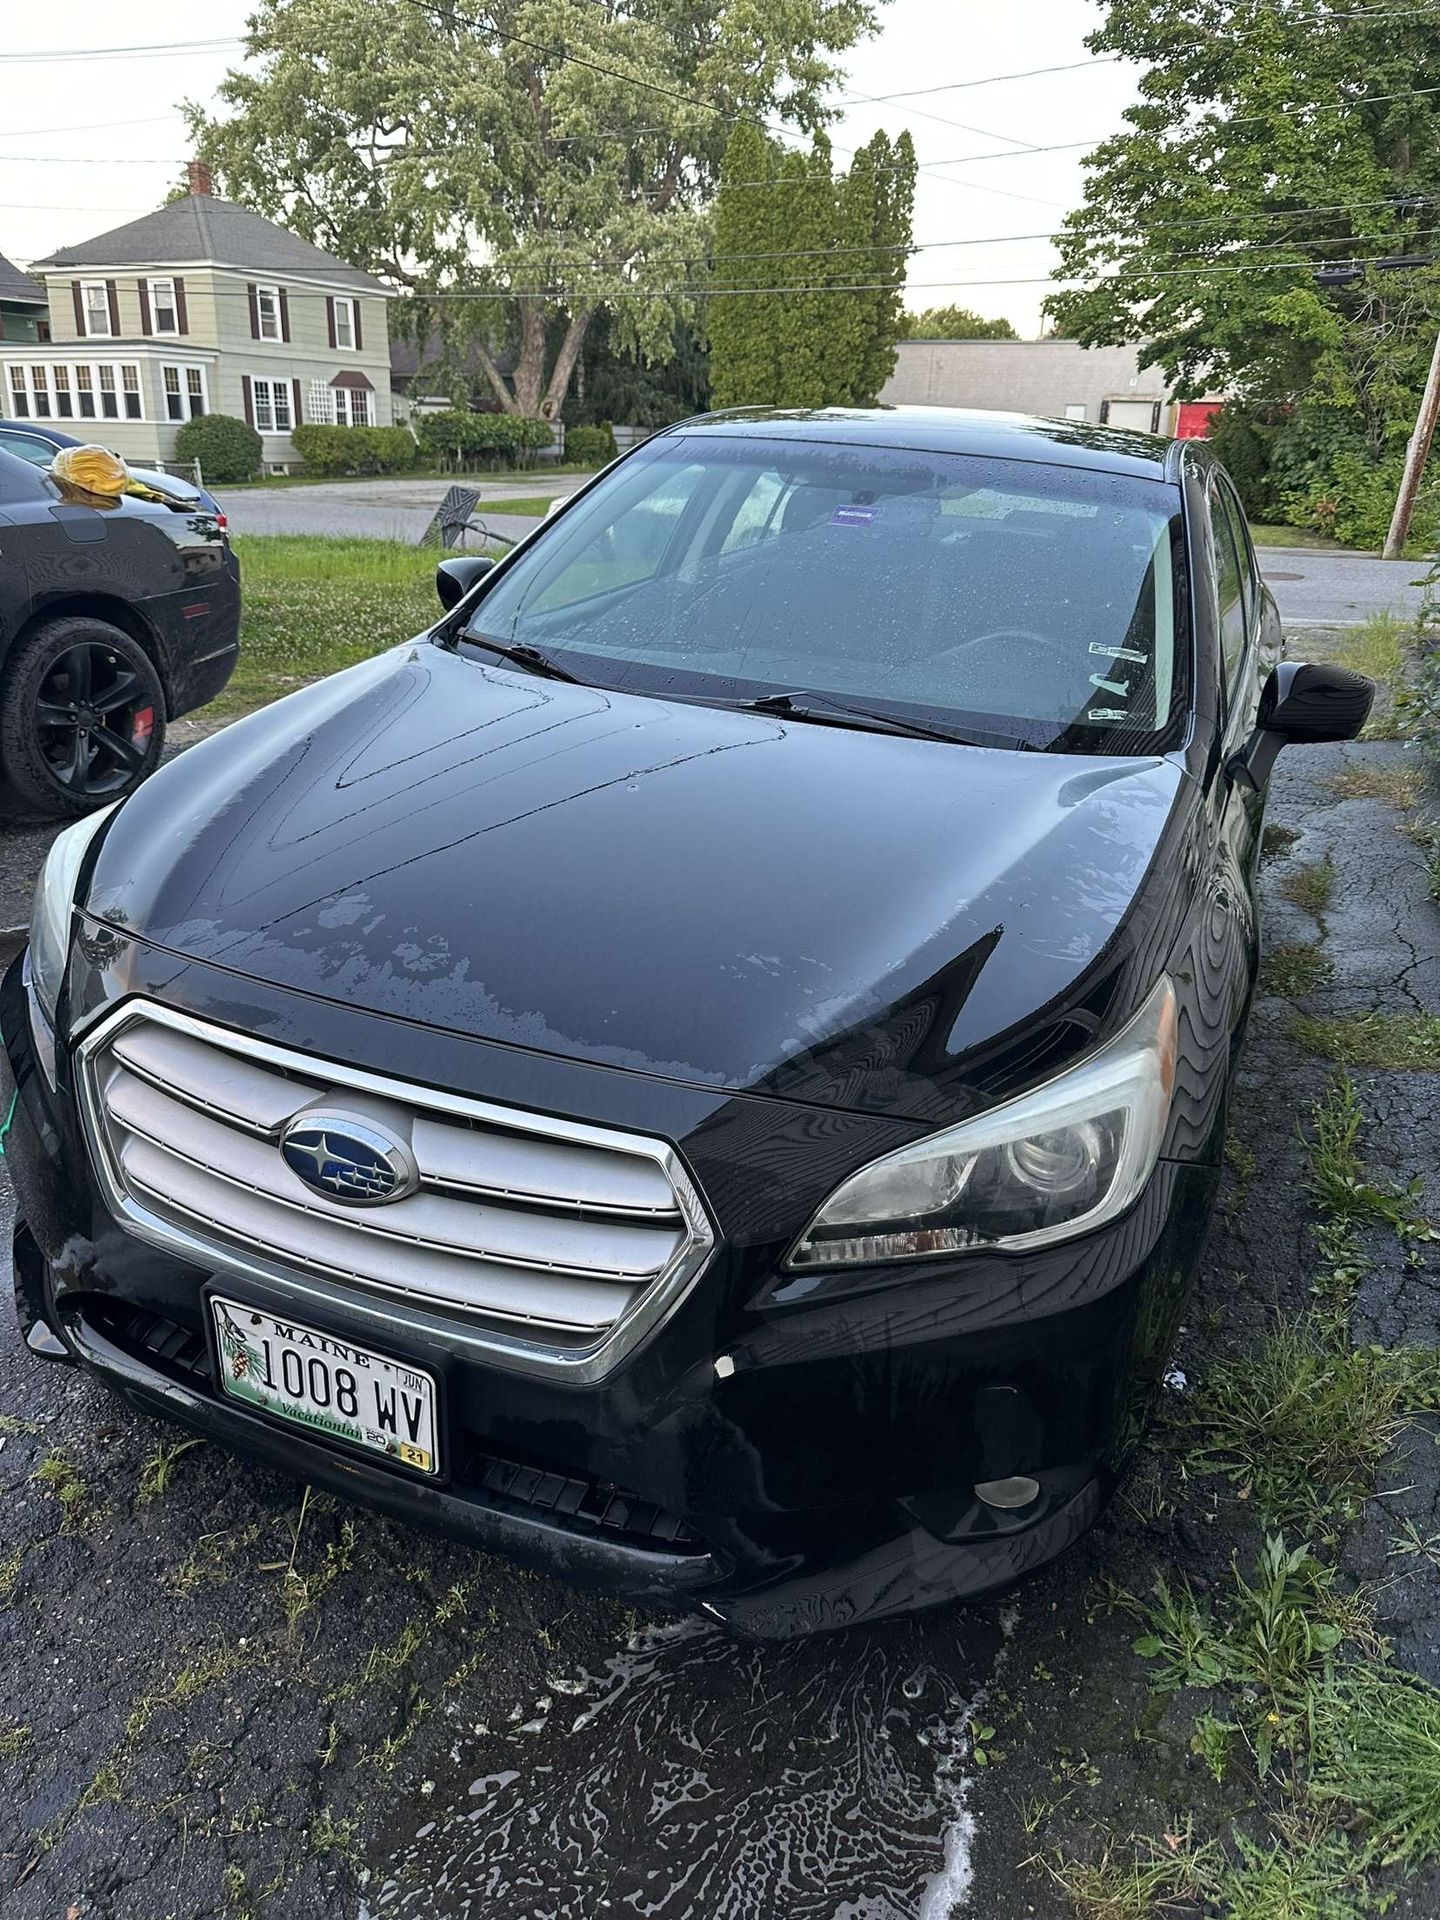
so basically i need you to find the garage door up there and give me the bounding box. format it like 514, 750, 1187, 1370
1102, 399, 1163, 432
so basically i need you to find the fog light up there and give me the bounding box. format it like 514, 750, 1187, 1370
975, 1475, 1040, 1511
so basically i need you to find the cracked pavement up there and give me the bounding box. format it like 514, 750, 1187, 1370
3, 631, 1440, 1918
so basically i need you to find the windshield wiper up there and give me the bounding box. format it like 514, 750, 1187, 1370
467, 636, 582, 683
739, 689, 1035, 750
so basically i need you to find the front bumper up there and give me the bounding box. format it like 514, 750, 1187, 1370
2, 944, 1219, 1639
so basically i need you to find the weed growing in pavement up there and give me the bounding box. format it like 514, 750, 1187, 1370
0, 1544, 24, 1606
0, 1724, 30, 1763
1259, 942, 1333, 997
1292, 1011, 1440, 1069
1326, 764, 1421, 808
1262, 823, 1303, 862
138, 1436, 204, 1503
33, 1449, 89, 1533
1281, 856, 1338, 916
1311, 1667, 1440, 1867
309, 1810, 364, 1867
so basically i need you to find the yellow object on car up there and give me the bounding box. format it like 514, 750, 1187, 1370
49, 443, 168, 504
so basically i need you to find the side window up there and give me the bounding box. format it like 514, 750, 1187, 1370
1210, 482, 1248, 689
1216, 477, 1257, 626
719, 470, 789, 554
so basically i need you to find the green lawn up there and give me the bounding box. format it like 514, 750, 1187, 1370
1248, 521, 1356, 552
217, 535, 449, 717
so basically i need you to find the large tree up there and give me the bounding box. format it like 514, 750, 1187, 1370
189, 0, 880, 420
1048, 0, 1440, 541
898, 305, 1017, 340
708, 123, 915, 407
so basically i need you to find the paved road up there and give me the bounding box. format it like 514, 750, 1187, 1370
224, 473, 586, 547
1256, 542, 1431, 627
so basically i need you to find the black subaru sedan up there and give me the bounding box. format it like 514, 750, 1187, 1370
1, 410, 1370, 1638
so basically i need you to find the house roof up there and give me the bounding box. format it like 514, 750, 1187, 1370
30, 194, 390, 294
0, 251, 46, 307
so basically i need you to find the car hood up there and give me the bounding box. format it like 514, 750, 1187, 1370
85, 643, 1187, 1121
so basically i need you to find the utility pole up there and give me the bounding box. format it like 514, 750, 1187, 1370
1383, 325, 1440, 560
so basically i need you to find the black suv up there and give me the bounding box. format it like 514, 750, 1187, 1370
0, 445, 239, 817
3, 409, 1370, 1637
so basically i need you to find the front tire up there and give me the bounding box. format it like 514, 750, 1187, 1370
0, 616, 166, 820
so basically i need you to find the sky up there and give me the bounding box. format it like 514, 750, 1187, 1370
0, 1, 1141, 339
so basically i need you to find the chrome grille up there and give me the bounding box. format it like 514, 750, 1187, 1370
77, 1002, 715, 1380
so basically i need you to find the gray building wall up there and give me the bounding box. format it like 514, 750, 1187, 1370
878, 339, 1174, 430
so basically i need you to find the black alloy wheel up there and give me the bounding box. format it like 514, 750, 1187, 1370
0, 616, 166, 820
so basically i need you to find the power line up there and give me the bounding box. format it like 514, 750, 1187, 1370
0, 35, 241, 63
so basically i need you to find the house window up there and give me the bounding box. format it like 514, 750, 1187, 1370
52, 365, 73, 418
6, 365, 29, 417
255, 285, 282, 341
163, 364, 206, 421
151, 277, 179, 334
122, 364, 142, 420
334, 385, 371, 426
75, 364, 95, 418
333, 296, 356, 350
251, 376, 293, 433
30, 365, 51, 417
98, 364, 119, 419
307, 377, 334, 425
82, 281, 111, 337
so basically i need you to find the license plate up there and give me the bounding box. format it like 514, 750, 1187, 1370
209, 1296, 440, 1475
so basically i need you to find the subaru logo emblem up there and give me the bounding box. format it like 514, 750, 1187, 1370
279, 1110, 419, 1206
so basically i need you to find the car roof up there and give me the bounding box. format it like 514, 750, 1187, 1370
0, 421, 78, 447
659, 405, 1183, 483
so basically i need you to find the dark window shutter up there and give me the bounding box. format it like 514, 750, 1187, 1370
352, 300, 363, 351
292, 377, 303, 429
71, 280, 85, 335
326, 296, 337, 349
138, 279, 152, 335
106, 280, 120, 335
247, 283, 260, 339
174, 278, 188, 334
241, 374, 255, 427
279, 287, 291, 342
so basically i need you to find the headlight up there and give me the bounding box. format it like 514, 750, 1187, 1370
786, 975, 1177, 1268
28, 805, 117, 1027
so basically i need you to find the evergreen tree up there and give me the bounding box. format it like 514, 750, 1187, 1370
709, 122, 779, 409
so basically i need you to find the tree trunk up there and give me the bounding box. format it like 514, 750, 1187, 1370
469, 334, 520, 414
543, 308, 594, 420
511, 301, 548, 416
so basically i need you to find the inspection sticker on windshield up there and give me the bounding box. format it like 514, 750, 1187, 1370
210, 1296, 439, 1474
830, 504, 877, 527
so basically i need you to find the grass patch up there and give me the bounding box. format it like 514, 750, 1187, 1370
1281, 857, 1337, 916
1332, 614, 1411, 739
0, 1723, 29, 1763
1183, 1317, 1437, 1529
1248, 522, 1354, 551
1326, 765, 1421, 809
469, 494, 554, 517
1259, 942, 1333, 998
218, 535, 445, 717
33, 1448, 89, 1533
1312, 1667, 1440, 1867
1292, 1012, 1440, 1070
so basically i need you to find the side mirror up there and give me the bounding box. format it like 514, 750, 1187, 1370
1229, 661, 1375, 791
436, 554, 495, 612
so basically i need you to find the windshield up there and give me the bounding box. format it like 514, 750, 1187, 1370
464, 434, 1189, 754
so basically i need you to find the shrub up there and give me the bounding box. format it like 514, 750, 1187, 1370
563, 423, 617, 467
291, 424, 417, 477
174, 412, 262, 485
413, 409, 554, 469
